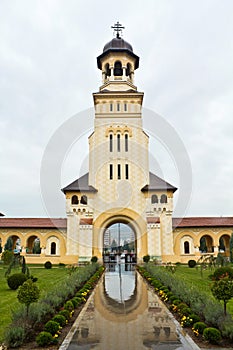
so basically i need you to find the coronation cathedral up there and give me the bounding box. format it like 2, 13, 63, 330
1, 24, 233, 264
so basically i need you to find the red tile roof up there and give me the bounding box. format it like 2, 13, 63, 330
173, 217, 233, 228
0, 218, 67, 229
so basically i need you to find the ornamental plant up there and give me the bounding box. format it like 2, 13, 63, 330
44, 320, 60, 336
192, 321, 207, 335
211, 278, 233, 316
203, 327, 222, 344
36, 331, 55, 346
17, 279, 40, 316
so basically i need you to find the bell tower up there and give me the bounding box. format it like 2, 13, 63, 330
89, 22, 149, 215
97, 21, 139, 92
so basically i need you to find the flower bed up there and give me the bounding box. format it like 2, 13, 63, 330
137, 264, 233, 346
5, 264, 104, 348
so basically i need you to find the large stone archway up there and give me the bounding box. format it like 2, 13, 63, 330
92, 208, 148, 262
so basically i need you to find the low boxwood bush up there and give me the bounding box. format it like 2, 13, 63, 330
59, 309, 70, 320
143, 255, 150, 263
203, 327, 222, 344
52, 314, 66, 327
44, 320, 60, 336
7, 273, 27, 290
193, 321, 207, 335
188, 259, 196, 268
44, 261, 52, 269
91, 256, 98, 263
5, 326, 25, 348
70, 297, 79, 308
64, 300, 74, 311
189, 313, 200, 325
36, 331, 54, 346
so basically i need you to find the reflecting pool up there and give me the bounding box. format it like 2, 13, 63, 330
62, 264, 199, 350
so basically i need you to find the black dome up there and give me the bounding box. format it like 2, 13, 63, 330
103, 37, 133, 52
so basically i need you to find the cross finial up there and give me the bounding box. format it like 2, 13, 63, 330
111, 21, 125, 39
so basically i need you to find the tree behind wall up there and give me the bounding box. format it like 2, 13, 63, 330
4, 237, 13, 251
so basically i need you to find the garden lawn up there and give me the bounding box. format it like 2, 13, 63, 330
173, 265, 233, 314
0, 267, 69, 343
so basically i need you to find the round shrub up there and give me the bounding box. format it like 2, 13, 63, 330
59, 309, 70, 320
36, 331, 54, 346
188, 259, 196, 268
179, 307, 192, 317
173, 299, 182, 305
44, 320, 60, 336
64, 300, 74, 311
189, 314, 200, 324
91, 256, 98, 263
193, 322, 207, 335
210, 266, 233, 280
44, 261, 52, 269
7, 273, 27, 290
71, 297, 79, 308
52, 314, 66, 327
203, 327, 221, 344
169, 295, 179, 303
143, 255, 150, 263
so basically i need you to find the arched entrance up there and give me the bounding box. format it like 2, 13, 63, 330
93, 208, 147, 263
103, 222, 136, 263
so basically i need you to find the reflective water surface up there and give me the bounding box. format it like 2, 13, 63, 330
66, 264, 195, 350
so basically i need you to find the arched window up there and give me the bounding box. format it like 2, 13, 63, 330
51, 242, 56, 255
104, 63, 111, 78
114, 61, 123, 76
117, 134, 121, 152
109, 134, 113, 152
81, 195, 87, 205
160, 194, 167, 204
71, 195, 79, 205
151, 194, 158, 204
125, 134, 128, 152
126, 63, 132, 79
184, 241, 190, 254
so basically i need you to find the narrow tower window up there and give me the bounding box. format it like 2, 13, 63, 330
124, 103, 127, 111
125, 134, 128, 152
117, 134, 121, 152
114, 61, 123, 76
117, 103, 120, 111
125, 164, 129, 179
118, 164, 121, 179
110, 103, 113, 112
109, 134, 113, 152
109, 164, 113, 180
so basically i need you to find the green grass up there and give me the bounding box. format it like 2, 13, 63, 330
0, 267, 69, 342
174, 265, 233, 314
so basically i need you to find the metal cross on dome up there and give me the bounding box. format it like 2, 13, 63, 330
111, 21, 125, 38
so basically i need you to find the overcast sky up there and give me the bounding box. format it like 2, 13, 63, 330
0, 0, 233, 218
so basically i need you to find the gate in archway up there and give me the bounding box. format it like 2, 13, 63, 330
103, 222, 136, 264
